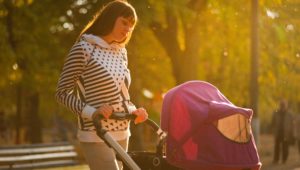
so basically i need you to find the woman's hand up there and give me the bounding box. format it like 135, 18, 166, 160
132, 107, 148, 124
92, 104, 113, 119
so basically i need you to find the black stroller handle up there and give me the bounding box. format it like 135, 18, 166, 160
92, 112, 176, 170
92, 112, 141, 170
92, 112, 135, 141
109, 112, 137, 120
93, 112, 166, 153
93, 112, 135, 121
93, 113, 165, 139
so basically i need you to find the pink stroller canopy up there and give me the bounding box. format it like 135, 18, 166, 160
161, 81, 261, 170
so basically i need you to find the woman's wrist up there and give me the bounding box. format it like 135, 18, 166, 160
82, 105, 97, 119
92, 110, 99, 120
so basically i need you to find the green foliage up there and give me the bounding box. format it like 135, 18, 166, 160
258, 0, 300, 123
0, 0, 299, 142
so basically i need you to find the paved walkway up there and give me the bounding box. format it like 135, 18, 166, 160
37, 165, 89, 170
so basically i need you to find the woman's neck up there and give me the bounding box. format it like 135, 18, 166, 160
101, 35, 113, 44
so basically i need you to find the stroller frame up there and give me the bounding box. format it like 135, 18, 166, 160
93, 113, 172, 170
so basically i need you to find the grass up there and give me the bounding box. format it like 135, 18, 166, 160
36, 165, 89, 170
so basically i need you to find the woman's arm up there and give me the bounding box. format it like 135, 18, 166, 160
55, 42, 93, 116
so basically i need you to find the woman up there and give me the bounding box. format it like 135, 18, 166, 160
55, 1, 148, 169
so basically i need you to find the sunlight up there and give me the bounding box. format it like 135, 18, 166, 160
142, 89, 154, 99
75, 0, 87, 6
79, 8, 87, 14
223, 51, 228, 57
12, 63, 18, 70
285, 24, 294, 32
59, 16, 66, 22
66, 10, 73, 17
63, 22, 74, 31
210, 8, 220, 15
266, 8, 279, 19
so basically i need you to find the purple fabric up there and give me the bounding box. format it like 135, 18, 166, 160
161, 81, 261, 170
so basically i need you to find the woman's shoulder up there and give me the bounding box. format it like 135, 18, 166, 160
81, 34, 126, 50
76, 35, 95, 47
71, 35, 97, 55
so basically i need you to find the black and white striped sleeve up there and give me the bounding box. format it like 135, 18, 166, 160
55, 42, 93, 116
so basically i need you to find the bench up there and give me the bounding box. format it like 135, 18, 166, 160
0, 142, 79, 169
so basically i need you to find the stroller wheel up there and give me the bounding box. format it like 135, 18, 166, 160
123, 151, 161, 170
123, 151, 181, 170
152, 156, 161, 167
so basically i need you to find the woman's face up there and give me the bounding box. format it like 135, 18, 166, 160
110, 16, 135, 43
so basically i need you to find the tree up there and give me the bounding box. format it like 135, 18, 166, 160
250, 0, 259, 143
0, 0, 299, 144
148, 0, 207, 84
1, 0, 74, 143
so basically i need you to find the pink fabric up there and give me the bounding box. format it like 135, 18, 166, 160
161, 81, 261, 170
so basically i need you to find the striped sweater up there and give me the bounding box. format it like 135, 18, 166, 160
55, 34, 136, 142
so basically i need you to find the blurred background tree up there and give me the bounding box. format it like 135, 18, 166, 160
0, 0, 299, 144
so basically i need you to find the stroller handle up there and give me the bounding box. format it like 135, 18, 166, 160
93, 112, 166, 154
93, 112, 136, 121
92, 112, 141, 170
93, 112, 161, 133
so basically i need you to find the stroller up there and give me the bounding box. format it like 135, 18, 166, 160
93, 81, 262, 170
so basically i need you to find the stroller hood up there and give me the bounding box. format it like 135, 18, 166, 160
161, 81, 261, 170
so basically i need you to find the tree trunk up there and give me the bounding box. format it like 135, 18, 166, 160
4, 0, 43, 144
250, 0, 259, 118
150, 0, 206, 85
250, 0, 260, 144
25, 92, 42, 143
15, 85, 22, 144
4, 0, 23, 144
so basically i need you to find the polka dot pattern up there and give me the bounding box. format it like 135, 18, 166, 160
59, 35, 135, 133
93, 48, 128, 91
85, 46, 131, 132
